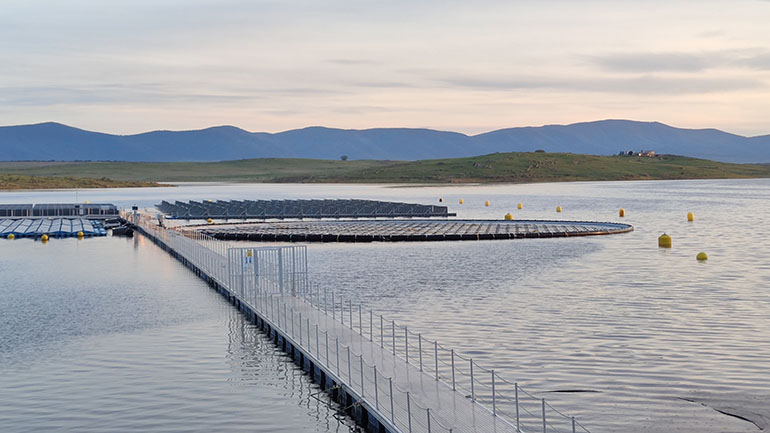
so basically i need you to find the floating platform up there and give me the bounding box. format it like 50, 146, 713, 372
0, 203, 119, 218
157, 199, 455, 220
0, 218, 107, 238
197, 219, 633, 242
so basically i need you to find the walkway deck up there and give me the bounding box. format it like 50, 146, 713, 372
276, 293, 518, 433
129, 212, 589, 433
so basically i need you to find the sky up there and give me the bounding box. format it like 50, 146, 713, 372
2, 0, 770, 136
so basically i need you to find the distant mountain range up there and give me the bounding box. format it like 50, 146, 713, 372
1, 120, 768, 163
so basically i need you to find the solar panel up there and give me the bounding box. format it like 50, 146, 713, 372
155, 199, 455, 220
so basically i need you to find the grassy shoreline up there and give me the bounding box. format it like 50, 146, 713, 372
0, 174, 167, 190
1, 152, 769, 188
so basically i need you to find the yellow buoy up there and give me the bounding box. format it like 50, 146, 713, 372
459, 199, 464, 204
556, 206, 562, 213
41, 234, 49, 242
658, 233, 672, 248
7, 233, 15, 240
207, 218, 214, 224
696, 252, 708, 261
517, 203, 523, 210
687, 212, 694, 222
619, 208, 625, 217
485, 200, 490, 207
504, 213, 513, 220
84, 200, 89, 204
77, 231, 84, 239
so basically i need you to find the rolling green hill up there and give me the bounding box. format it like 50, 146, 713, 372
1, 153, 769, 187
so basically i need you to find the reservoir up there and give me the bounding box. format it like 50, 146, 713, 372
2, 178, 770, 432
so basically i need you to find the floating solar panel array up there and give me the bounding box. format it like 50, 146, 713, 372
0, 203, 118, 218
0, 218, 107, 238
199, 219, 634, 242
156, 199, 455, 220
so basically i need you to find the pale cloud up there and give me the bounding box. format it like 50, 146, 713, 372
327, 59, 379, 65
438, 74, 766, 95
590, 53, 715, 73
589, 49, 770, 73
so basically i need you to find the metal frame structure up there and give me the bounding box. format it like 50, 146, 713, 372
227, 246, 308, 299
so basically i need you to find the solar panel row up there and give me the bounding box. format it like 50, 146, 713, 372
156, 199, 454, 219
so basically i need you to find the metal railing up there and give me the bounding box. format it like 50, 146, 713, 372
127, 211, 590, 433
294, 284, 590, 433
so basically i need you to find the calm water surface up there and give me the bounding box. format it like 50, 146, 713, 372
0, 235, 360, 432
2, 179, 770, 432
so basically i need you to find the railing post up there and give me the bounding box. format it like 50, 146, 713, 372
340, 299, 344, 325
359, 355, 364, 397
274, 295, 278, 322
349, 300, 353, 329
407, 391, 412, 433
470, 359, 475, 402
315, 324, 319, 356
307, 318, 310, 350
451, 349, 456, 390
374, 365, 379, 410
434, 340, 439, 380
542, 398, 547, 433
391, 320, 396, 355
418, 333, 423, 371
492, 370, 496, 416
336, 338, 340, 376
291, 308, 295, 338
299, 312, 303, 346
405, 327, 409, 364
427, 408, 431, 433
347, 346, 352, 382
572, 416, 576, 433
389, 377, 394, 423
325, 332, 329, 365
358, 304, 363, 335
515, 382, 520, 432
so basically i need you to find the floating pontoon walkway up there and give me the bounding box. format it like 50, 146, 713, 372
129, 212, 593, 433
197, 219, 633, 242
0, 218, 107, 238
156, 199, 456, 220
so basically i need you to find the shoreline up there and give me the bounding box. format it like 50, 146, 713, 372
3, 175, 770, 191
